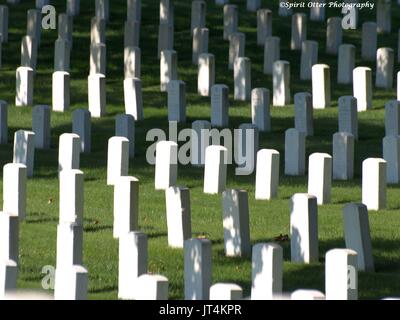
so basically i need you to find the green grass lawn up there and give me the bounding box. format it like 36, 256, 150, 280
0, 0, 399, 299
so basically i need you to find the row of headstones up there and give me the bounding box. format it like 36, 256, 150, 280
4, 92, 400, 193
3, 135, 394, 298
161, 50, 398, 113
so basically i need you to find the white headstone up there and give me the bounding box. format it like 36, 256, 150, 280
264, 36, 280, 75
32, 105, 51, 149
90, 43, 106, 75
52, 71, 70, 112
124, 77, 143, 120
124, 46, 140, 79
257, 9, 272, 46
361, 22, 377, 61
191, 120, 211, 167
155, 141, 178, 190
15, 66, 34, 106
54, 38, 70, 72
95, 0, 109, 21
300, 40, 318, 81
333, 132, 354, 181
72, 109, 91, 153
310, 0, 325, 21
308, 153, 332, 204
204, 145, 227, 194
290, 194, 318, 263
228, 32, 245, 70
198, 53, 215, 97
376, 0, 391, 33
211, 84, 229, 128
325, 249, 358, 300
255, 149, 279, 200
294, 92, 313, 136
165, 186, 192, 248
191, 1, 206, 35
291, 290, 325, 300
385, 100, 400, 137
338, 96, 358, 140
124, 20, 140, 48
362, 158, 387, 211
3, 164, 26, 220
114, 177, 139, 238
376, 47, 394, 88
157, 22, 174, 59
54, 265, 88, 300
234, 57, 251, 101
160, 50, 177, 92
210, 283, 242, 300
88, 73, 106, 118
291, 13, 307, 50
273, 60, 290, 106
222, 189, 251, 257
58, 133, 80, 173
192, 27, 208, 65
223, 4, 237, 40
116, 114, 135, 158
251, 243, 283, 300
167, 80, 186, 123
13, 130, 35, 177
107, 137, 129, 186
135, 274, 168, 300
118, 231, 147, 300
184, 238, 212, 300
312, 64, 331, 109
59, 169, 84, 225
353, 67, 372, 112
251, 88, 270, 132
343, 203, 374, 272
67, 0, 80, 17
326, 17, 342, 55
383, 135, 400, 184
127, 0, 141, 22
285, 128, 305, 176
90, 17, 105, 44
337, 44, 355, 84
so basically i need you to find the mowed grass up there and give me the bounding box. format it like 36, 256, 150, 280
0, 0, 399, 299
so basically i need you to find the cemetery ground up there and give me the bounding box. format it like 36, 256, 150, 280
1, 0, 400, 299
